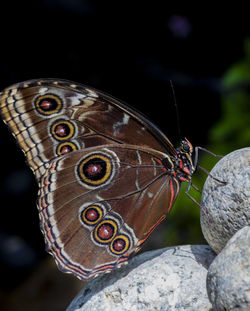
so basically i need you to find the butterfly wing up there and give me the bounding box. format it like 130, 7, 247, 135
38, 145, 180, 280
0, 79, 181, 280
0, 79, 176, 181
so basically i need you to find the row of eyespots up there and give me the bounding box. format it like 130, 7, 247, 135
80, 204, 130, 256
34, 93, 79, 156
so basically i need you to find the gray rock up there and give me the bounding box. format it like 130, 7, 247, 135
207, 226, 250, 311
67, 245, 215, 311
200, 148, 250, 254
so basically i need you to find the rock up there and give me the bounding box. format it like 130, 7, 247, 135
200, 147, 250, 253
207, 226, 250, 311
67, 245, 215, 311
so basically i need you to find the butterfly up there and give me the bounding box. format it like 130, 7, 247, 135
0, 79, 195, 281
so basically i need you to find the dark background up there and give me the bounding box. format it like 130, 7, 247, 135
0, 1, 249, 310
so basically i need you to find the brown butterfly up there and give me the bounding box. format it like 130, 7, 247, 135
0, 79, 195, 281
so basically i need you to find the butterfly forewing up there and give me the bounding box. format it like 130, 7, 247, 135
0, 79, 176, 182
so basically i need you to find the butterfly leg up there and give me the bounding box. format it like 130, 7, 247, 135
185, 181, 210, 223
194, 146, 227, 185
198, 165, 227, 185
193, 146, 223, 170
190, 182, 202, 194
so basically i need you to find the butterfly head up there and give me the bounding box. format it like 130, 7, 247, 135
180, 138, 193, 154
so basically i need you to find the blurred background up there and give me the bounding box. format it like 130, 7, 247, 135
0, 1, 249, 310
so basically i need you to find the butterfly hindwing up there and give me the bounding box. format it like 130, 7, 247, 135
38, 145, 180, 280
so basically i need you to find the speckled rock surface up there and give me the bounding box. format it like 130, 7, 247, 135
67, 245, 216, 311
207, 226, 250, 311
200, 147, 250, 253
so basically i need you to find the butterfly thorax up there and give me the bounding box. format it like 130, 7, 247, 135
162, 138, 194, 183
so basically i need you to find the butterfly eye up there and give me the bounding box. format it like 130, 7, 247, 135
181, 141, 190, 152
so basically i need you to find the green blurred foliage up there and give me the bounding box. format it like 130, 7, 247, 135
164, 38, 250, 247
210, 38, 250, 153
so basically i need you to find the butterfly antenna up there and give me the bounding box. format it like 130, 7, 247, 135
170, 80, 181, 139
